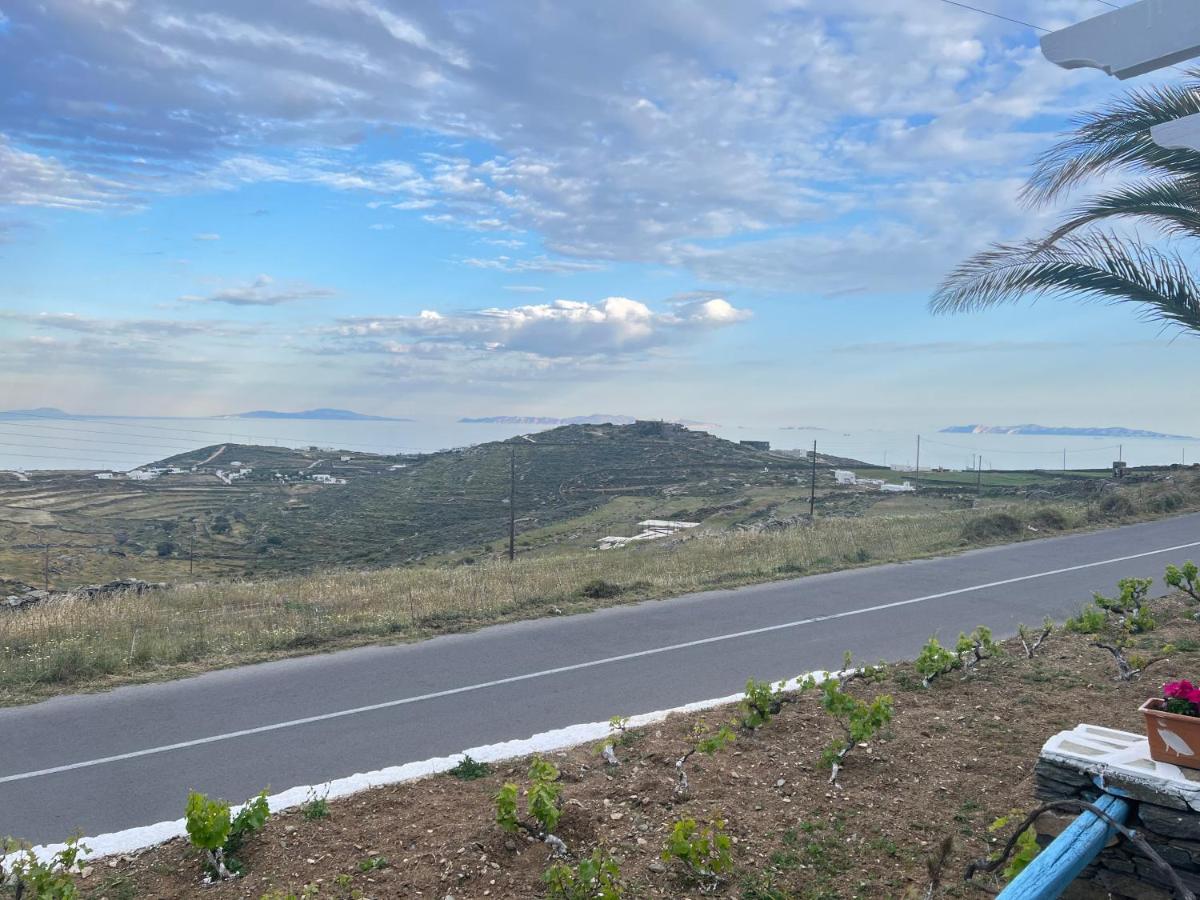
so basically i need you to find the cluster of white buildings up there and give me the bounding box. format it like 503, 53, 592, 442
598, 519, 699, 550
311, 473, 348, 485
833, 470, 915, 493
215, 465, 253, 485
97, 465, 189, 481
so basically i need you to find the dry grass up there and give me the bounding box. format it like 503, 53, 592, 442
0, 503, 1093, 704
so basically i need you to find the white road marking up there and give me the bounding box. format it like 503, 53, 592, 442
4, 537, 1200, 785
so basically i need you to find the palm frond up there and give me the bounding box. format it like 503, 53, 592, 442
931, 232, 1200, 335
1041, 177, 1200, 245
1023, 79, 1200, 206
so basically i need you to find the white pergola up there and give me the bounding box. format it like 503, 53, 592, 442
1040, 0, 1200, 150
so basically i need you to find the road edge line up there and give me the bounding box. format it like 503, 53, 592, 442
5, 669, 840, 866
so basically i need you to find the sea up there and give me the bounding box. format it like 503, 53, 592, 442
0, 415, 1196, 474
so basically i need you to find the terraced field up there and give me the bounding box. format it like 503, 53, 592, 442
0, 421, 1182, 588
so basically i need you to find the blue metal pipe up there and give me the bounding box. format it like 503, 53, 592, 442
998, 793, 1131, 899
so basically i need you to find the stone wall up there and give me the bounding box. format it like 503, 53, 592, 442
1037, 756, 1200, 899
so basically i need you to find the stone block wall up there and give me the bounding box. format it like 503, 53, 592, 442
1037, 757, 1200, 899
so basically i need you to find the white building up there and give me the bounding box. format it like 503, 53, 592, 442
312, 473, 347, 485
834, 470, 857, 486
880, 481, 915, 493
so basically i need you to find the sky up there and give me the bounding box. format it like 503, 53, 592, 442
0, 0, 1196, 431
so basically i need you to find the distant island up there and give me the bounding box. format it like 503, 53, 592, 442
460, 414, 717, 428
0, 407, 72, 418
230, 409, 411, 421
941, 424, 1196, 440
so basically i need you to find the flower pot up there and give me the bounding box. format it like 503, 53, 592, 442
1142, 698, 1200, 768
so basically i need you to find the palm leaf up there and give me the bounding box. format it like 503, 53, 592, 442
1023, 76, 1200, 206
931, 232, 1200, 335
1041, 177, 1200, 245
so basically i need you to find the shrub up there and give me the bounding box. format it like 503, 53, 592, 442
1093, 578, 1155, 633
1065, 605, 1107, 634
543, 848, 624, 900
1145, 491, 1185, 513
961, 512, 1022, 543
495, 757, 563, 845
594, 715, 634, 765
674, 723, 736, 798
740, 678, 785, 729
956, 626, 1000, 670
185, 789, 270, 878
2, 835, 89, 899
1017, 619, 1053, 658
915, 637, 958, 687
448, 754, 491, 780
300, 791, 329, 820
1166, 561, 1200, 604
580, 579, 622, 599
801, 672, 893, 784
989, 815, 1040, 881
1097, 493, 1136, 519
155, 541, 176, 557
1029, 507, 1069, 530
663, 817, 733, 889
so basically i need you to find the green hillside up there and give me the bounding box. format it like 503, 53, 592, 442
0, 423, 850, 584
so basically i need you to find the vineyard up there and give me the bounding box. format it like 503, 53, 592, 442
17, 578, 1200, 899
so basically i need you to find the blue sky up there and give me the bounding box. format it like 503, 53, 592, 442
0, 0, 1195, 430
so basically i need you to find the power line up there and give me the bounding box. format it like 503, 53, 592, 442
934, 0, 1190, 74
934, 0, 1046, 32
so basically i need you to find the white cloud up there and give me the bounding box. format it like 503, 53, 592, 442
180, 274, 336, 306
192, 232, 220, 241
328, 295, 750, 359
0, 136, 127, 209
0, 310, 249, 338
0, 0, 1141, 286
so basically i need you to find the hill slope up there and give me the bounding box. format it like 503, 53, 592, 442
70, 421, 834, 574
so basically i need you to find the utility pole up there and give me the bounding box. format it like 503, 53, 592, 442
508, 444, 516, 562
914, 435, 921, 491
809, 440, 817, 518
976, 457, 983, 494
42, 533, 49, 591
1063, 448, 1067, 474
189, 519, 196, 577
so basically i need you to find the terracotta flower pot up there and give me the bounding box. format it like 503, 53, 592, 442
1142, 698, 1200, 768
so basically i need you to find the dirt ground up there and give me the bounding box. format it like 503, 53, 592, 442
76, 595, 1200, 900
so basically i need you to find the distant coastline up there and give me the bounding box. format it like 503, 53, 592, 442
941, 424, 1196, 440
226, 409, 412, 421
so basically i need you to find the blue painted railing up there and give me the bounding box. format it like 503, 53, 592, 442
998, 792, 1131, 899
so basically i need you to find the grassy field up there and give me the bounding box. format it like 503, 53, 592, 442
3, 467, 1198, 705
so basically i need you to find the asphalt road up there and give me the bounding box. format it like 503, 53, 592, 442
3, 512, 1200, 844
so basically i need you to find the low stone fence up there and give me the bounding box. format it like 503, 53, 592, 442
1037, 724, 1200, 899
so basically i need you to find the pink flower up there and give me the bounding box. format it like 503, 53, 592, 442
1164, 680, 1195, 700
